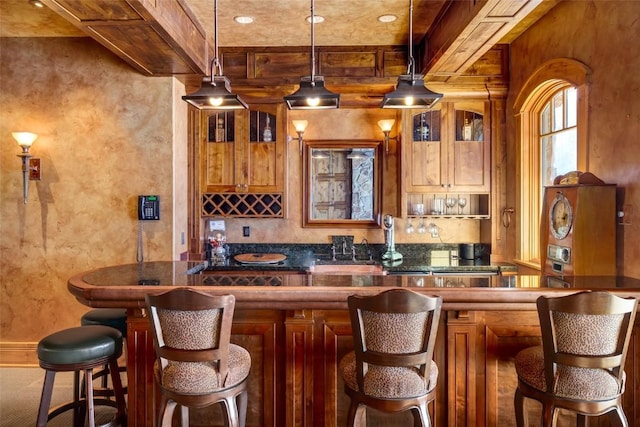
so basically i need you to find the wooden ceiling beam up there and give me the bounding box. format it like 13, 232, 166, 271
421, 0, 558, 82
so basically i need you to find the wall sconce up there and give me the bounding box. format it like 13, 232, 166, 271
292, 120, 308, 155
378, 119, 397, 154
13, 131, 40, 204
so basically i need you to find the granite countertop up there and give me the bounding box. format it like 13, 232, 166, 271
203, 243, 517, 275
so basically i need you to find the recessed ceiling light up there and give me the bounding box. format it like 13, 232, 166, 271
29, 0, 44, 7
233, 16, 254, 24
378, 14, 397, 23
305, 15, 325, 24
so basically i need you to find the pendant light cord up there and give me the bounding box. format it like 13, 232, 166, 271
310, 0, 316, 83
212, 0, 221, 78
407, 0, 415, 78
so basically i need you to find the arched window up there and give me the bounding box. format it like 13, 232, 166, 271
540, 87, 578, 192
514, 59, 589, 270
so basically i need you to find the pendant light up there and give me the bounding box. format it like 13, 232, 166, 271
284, 0, 340, 110
381, 0, 442, 109
182, 0, 247, 110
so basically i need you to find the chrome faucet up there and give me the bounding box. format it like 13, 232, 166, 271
331, 244, 337, 261
351, 245, 357, 261
342, 238, 348, 255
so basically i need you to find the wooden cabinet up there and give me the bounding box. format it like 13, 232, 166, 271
402, 101, 490, 217
200, 103, 287, 217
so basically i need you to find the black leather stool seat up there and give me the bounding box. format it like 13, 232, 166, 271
81, 309, 127, 337
38, 326, 122, 366
79, 309, 128, 398
36, 325, 127, 427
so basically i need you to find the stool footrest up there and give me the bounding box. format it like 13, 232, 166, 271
48, 398, 124, 427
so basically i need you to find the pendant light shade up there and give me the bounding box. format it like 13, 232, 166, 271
183, 76, 248, 110
381, 74, 442, 108
182, 0, 247, 110
284, 0, 340, 110
381, 0, 441, 109
284, 76, 340, 110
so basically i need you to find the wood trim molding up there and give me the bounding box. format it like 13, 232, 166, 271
514, 58, 590, 265
0, 341, 39, 366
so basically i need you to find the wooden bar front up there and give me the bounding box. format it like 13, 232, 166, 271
68, 263, 640, 427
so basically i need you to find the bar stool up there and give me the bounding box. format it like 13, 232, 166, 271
514, 291, 638, 426
80, 309, 128, 397
36, 325, 127, 427
339, 289, 442, 426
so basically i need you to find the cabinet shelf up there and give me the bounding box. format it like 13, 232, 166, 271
407, 193, 490, 219
408, 214, 490, 220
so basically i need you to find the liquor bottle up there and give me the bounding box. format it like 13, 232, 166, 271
462, 118, 473, 141
262, 115, 272, 142
414, 113, 430, 141
216, 117, 225, 142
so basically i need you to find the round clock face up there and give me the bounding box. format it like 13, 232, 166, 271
550, 193, 573, 240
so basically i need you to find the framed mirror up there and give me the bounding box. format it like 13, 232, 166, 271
303, 140, 382, 228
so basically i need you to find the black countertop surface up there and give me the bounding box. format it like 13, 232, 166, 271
202, 243, 515, 275
77, 261, 640, 290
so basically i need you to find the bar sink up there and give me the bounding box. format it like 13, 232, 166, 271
308, 259, 386, 275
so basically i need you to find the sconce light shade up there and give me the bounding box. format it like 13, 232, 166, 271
12, 132, 38, 150
377, 119, 396, 154
377, 119, 395, 132
292, 120, 309, 133
182, 76, 248, 110
284, 76, 340, 110
292, 120, 309, 155
381, 74, 442, 109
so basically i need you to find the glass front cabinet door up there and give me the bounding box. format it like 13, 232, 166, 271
403, 101, 490, 193
202, 104, 286, 194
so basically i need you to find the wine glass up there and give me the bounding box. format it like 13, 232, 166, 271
458, 197, 467, 214
417, 218, 427, 234
445, 197, 457, 214
406, 218, 415, 234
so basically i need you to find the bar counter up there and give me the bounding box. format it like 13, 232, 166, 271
68, 262, 640, 427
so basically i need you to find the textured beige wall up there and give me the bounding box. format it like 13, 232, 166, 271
506, 1, 640, 278
0, 38, 180, 363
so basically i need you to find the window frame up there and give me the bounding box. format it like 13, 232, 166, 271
513, 59, 589, 270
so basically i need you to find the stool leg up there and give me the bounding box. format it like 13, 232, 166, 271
180, 406, 189, 426
84, 367, 96, 427
74, 370, 84, 427
36, 370, 56, 427
237, 389, 248, 427
108, 357, 127, 424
